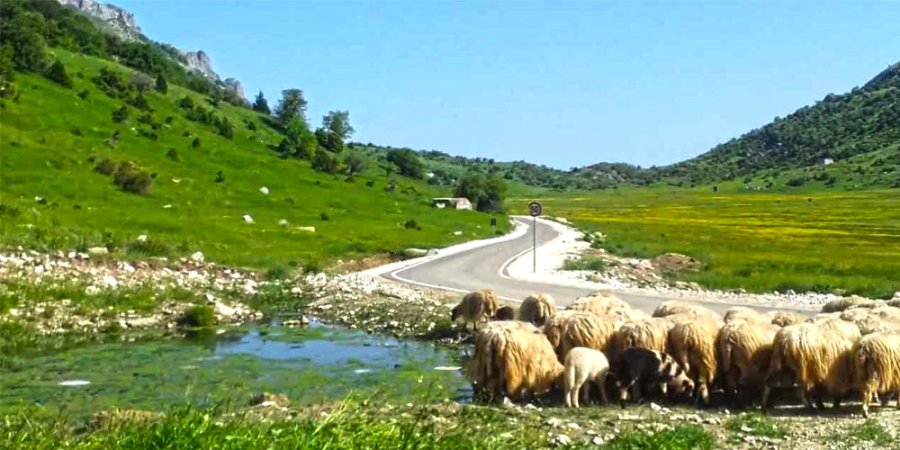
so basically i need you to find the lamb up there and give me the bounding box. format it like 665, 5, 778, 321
518, 293, 557, 326
614, 347, 694, 404
544, 310, 622, 360
451, 289, 499, 330
563, 347, 611, 408
610, 318, 672, 358
853, 331, 900, 417
494, 305, 516, 321
668, 315, 721, 405
467, 321, 563, 400
762, 321, 859, 410
766, 310, 806, 327
717, 319, 778, 406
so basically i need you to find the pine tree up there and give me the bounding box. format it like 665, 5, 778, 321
155, 74, 168, 94
252, 90, 270, 115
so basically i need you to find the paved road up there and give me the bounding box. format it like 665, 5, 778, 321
384, 217, 804, 316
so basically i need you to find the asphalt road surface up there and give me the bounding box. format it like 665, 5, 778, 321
384, 217, 805, 316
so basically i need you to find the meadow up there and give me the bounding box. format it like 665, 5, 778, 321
521, 187, 900, 298
0, 49, 506, 270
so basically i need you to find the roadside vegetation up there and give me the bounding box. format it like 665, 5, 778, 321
523, 187, 900, 298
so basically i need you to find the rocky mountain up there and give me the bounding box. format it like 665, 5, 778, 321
58, 0, 141, 39
181, 50, 218, 81
55, 0, 246, 101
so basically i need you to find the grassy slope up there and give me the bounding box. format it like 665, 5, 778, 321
519, 187, 900, 298
0, 49, 507, 270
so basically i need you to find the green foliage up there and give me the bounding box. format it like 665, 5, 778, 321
603, 425, 714, 450
404, 219, 419, 230
455, 173, 506, 212
322, 110, 354, 140
845, 420, 892, 446
311, 150, 341, 173
386, 148, 425, 179
562, 257, 607, 272
725, 413, 786, 439
111, 161, 153, 195
0, 49, 508, 269
177, 305, 216, 328
110, 106, 128, 123
315, 127, 344, 153
45, 59, 72, 88
165, 148, 180, 162
252, 90, 270, 114
344, 151, 368, 175
214, 116, 234, 139
154, 73, 167, 94
0, 13, 47, 72
275, 88, 307, 126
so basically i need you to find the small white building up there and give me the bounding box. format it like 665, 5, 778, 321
431, 197, 473, 210
821, 158, 835, 165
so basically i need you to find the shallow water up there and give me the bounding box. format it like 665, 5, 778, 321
0, 322, 470, 418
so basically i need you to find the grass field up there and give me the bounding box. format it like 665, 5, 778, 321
519, 187, 900, 298
0, 49, 506, 270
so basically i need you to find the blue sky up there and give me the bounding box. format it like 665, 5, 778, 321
116, 0, 899, 169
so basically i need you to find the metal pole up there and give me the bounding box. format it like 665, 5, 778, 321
532, 216, 537, 272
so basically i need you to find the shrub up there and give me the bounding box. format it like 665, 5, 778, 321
113, 162, 153, 195
125, 238, 172, 257
166, 148, 180, 162
45, 60, 73, 88
265, 265, 288, 280
93, 158, 117, 175
404, 219, 418, 229
344, 152, 368, 175
111, 106, 129, 123
215, 170, 225, 183
191, 137, 201, 148
178, 95, 194, 109
128, 93, 151, 111
312, 150, 341, 173
77, 89, 89, 99
605, 425, 714, 450
70, 127, 81, 136
386, 149, 425, 179
177, 305, 217, 328
130, 73, 153, 93
214, 116, 234, 139
155, 74, 168, 94
320, 212, 330, 221
454, 173, 506, 212
786, 177, 806, 187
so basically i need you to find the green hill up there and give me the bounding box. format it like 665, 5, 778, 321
361, 63, 899, 192
0, 47, 505, 270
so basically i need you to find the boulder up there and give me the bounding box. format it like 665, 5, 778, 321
88, 246, 109, 257
402, 248, 428, 257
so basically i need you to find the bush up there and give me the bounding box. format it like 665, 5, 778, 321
111, 106, 129, 123
454, 173, 506, 212
312, 150, 341, 173
215, 170, 224, 183
155, 74, 168, 94
166, 148, 180, 162
191, 137, 201, 148
113, 162, 153, 195
786, 177, 806, 187
77, 89, 89, 99
214, 116, 234, 139
386, 149, 425, 179
94, 158, 117, 175
177, 305, 217, 328
344, 152, 368, 175
404, 219, 418, 230
320, 212, 330, 221
45, 60, 73, 88
178, 95, 194, 109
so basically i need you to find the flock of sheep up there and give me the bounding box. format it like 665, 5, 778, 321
451, 290, 900, 418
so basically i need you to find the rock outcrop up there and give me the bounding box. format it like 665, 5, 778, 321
182, 50, 219, 81
58, 0, 141, 39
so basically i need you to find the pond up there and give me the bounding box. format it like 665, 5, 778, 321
0, 322, 471, 419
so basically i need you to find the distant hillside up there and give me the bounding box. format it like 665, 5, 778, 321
361, 63, 900, 192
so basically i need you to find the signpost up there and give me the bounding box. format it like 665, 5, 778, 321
528, 201, 542, 272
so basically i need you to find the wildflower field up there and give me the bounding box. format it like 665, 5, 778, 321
522, 188, 900, 298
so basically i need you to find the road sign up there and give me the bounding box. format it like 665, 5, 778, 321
528, 201, 542, 217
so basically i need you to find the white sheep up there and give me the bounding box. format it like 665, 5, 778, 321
563, 347, 610, 408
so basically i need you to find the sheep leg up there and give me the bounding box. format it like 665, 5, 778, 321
799, 385, 814, 410
596, 376, 609, 404
814, 385, 826, 410
896, 389, 900, 409
761, 386, 772, 412
581, 382, 591, 406
862, 388, 871, 418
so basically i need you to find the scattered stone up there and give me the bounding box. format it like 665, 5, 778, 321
136, 235, 148, 242
402, 248, 428, 257
249, 392, 289, 408
242, 214, 254, 224
88, 247, 108, 257
296, 226, 316, 232
278, 219, 289, 227
191, 251, 205, 263
259, 186, 269, 195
